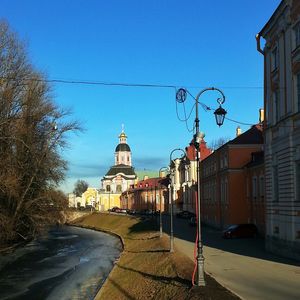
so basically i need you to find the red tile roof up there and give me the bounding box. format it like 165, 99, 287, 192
134, 177, 169, 190
185, 139, 211, 161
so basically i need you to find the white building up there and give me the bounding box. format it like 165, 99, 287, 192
257, 0, 300, 260
101, 128, 137, 193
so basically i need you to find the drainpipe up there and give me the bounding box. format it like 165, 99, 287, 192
256, 32, 267, 130
256, 33, 264, 55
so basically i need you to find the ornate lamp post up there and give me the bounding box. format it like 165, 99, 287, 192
158, 166, 169, 237
176, 87, 227, 286
169, 148, 186, 253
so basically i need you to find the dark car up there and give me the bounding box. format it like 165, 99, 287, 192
176, 210, 195, 219
110, 206, 120, 213
223, 224, 258, 239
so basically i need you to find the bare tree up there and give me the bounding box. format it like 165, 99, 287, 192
209, 137, 230, 151
73, 180, 89, 197
0, 20, 80, 244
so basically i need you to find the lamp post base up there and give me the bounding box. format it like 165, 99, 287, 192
196, 256, 206, 286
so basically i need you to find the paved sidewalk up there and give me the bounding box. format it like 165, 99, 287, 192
162, 216, 300, 300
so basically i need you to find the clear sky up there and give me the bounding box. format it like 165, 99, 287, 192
1, 0, 281, 192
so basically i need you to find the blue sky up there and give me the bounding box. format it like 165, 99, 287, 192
1, 0, 281, 192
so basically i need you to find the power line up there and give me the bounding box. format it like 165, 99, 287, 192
0, 76, 267, 90
1, 75, 262, 128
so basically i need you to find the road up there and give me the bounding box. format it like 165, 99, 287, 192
160, 215, 300, 300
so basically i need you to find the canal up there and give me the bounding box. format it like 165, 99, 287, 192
0, 225, 122, 300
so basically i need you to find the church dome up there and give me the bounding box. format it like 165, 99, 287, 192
115, 143, 131, 152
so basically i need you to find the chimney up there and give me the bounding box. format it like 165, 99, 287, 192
259, 108, 264, 123
236, 126, 242, 137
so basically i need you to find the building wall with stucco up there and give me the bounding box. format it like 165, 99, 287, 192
258, 0, 300, 260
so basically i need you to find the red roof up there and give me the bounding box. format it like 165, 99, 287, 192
185, 139, 211, 161
133, 177, 169, 190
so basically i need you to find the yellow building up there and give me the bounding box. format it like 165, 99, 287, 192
99, 127, 137, 211
82, 187, 98, 207
98, 192, 121, 211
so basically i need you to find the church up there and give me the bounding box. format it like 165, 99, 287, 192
98, 127, 137, 210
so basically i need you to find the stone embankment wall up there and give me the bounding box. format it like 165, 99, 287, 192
64, 210, 91, 223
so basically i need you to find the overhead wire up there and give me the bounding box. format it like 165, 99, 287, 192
0, 75, 265, 128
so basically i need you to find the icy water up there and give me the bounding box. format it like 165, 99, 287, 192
0, 226, 122, 300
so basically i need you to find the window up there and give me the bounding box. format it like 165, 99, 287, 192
273, 165, 279, 201
224, 154, 228, 167
106, 185, 111, 192
296, 161, 300, 201
297, 73, 300, 112
274, 90, 280, 122
252, 177, 257, 199
116, 185, 122, 193
246, 178, 250, 197
259, 176, 264, 198
294, 22, 300, 49
274, 226, 279, 234
272, 47, 278, 71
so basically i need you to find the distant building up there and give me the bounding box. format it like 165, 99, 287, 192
99, 128, 137, 210
82, 187, 98, 208
257, 0, 300, 260
68, 193, 76, 208
170, 139, 211, 214
200, 125, 264, 230
120, 176, 169, 212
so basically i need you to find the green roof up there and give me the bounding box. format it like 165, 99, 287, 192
105, 164, 136, 177
135, 169, 159, 181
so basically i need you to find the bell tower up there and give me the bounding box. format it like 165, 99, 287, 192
114, 125, 132, 166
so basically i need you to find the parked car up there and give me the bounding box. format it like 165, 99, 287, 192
189, 216, 197, 227
176, 210, 195, 219
110, 206, 120, 213
141, 209, 154, 215
222, 224, 258, 239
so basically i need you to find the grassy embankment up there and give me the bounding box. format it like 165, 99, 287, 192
73, 213, 239, 300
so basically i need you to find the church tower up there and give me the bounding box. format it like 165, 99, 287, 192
101, 126, 137, 195
114, 126, 132, 166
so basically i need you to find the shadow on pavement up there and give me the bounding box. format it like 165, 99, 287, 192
160, 215, 300, 267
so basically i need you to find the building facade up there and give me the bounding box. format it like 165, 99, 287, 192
170, 139, 211, 214
244, 151, 265, 235
257, 0, 300, 259
120, 176, 169, 212
99, 128, 137, 210
200, 125, 264, 230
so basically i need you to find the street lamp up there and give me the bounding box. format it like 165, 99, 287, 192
176, 87, 227, 286
145, 182, 149, 211
169, 148, 186, 253
158, 166, 169, 237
